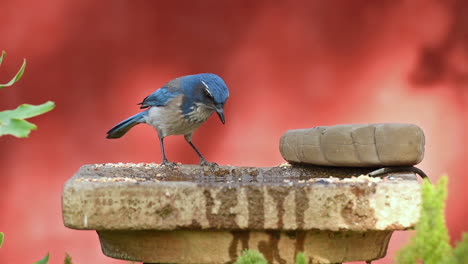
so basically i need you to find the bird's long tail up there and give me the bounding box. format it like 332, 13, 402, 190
106, 110, 148, 139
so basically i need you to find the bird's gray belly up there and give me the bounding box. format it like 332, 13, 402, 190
145, 105, 213, 137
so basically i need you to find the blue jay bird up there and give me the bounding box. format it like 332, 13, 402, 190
106, 73, 229, 166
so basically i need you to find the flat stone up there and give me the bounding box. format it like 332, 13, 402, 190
279, 123, 425, 167
62, 164, 420, 231
98, 230, 393, 264
62, 164, 421, 263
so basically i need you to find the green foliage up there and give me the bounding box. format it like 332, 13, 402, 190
64, 253, 73, 264
396, 177, 451, 263
0, 233, 72, 263
396, 176, 468, 264
0, 51, 56, 261
0, 102, 55, 137
235, 250, 268, 264
0, 51, 55, 137
451, 234, 468, 264
235, 250, 308, 264
0, 51, 26, 90
33, 253, 49, 264
295, 252, 307, 264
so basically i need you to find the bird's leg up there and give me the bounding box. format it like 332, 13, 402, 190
184, 134, 217, 167
189, 141, 217, 167
159, 137, 175, 167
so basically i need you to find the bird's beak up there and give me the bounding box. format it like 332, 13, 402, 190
215, 107, 225, 124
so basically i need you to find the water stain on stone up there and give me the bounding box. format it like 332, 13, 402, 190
350, 184, 376, 197
146, 201, 154, 208
190, 219, 202, 229
285, 231, 307, 261
267, 188, 289, 228
203, 189, 215, 223
155, 204, 173, 219
246, 186, 265, 229
341, 186, 378, 227
295, 188, 309, 229
295, 231, 307, 259
378, 231, 393, 258
228, 231, 250, 262
257, 231, 287, 264
203, 187, 239, 228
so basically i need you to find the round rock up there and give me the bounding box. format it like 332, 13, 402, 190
279, 123, 425, 167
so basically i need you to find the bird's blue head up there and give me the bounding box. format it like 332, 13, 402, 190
181, 73, 230, 124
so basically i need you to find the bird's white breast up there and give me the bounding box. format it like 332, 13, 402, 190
144, 95, 214, 137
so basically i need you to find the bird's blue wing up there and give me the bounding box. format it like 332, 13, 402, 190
139, 84, 182, 109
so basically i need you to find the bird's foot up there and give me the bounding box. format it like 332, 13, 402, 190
161, 160, 177, 168
199, 159, 218, 168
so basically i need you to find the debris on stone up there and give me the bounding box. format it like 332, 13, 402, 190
307, 174, 383, 183
75, 176, 151, 183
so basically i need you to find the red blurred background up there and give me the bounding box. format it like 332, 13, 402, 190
1, 0, 467, 263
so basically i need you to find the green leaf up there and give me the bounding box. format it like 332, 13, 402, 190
234, 250, 267, 264
0, 232, 4, 248
0, 118, 37, 137
296, 252, 307, 264
0, 101, 55, 119
34, 253, 49, 264
64, 253, 73, 264
0, 51, 5, 66
0, 101, 55, 137
0, 54, 26, 90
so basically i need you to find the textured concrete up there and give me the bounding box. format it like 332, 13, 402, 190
63, 164, 420, 231
279, 123, 425, 167
62, 164, 421, 263
98, 230, 393, 263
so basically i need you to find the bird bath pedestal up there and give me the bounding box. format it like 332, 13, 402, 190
62, 164, 420, 263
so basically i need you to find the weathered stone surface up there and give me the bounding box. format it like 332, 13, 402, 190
62, 164, 421, 263
279, 123, 425, 167
98, 230, 393, 263
62, 164, 420, 231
